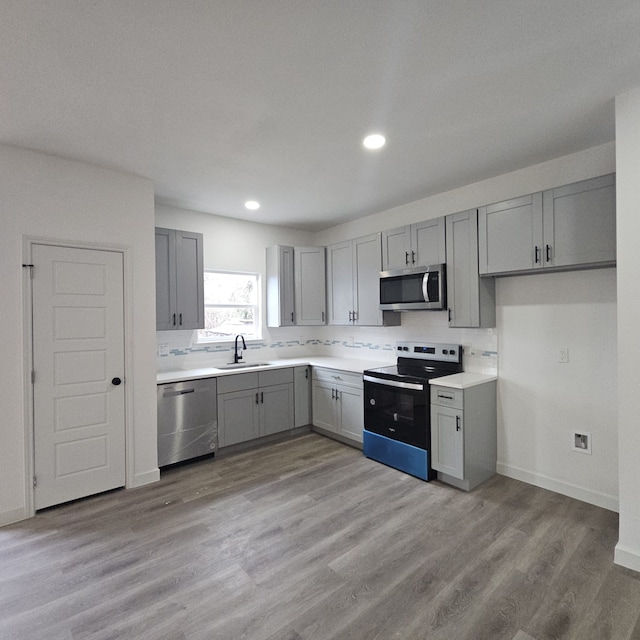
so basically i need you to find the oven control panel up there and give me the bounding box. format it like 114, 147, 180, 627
396, 341, 462, 364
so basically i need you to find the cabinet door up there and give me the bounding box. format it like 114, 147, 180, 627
542, 174, 616, 269
431, 404, 464, 479
353, 233, 383, 326
218, 389, 260, 447
294, 366, 311, 427
155, 228, 177, 331
174, 230, 205, 330
294, 247, 326, 325
326, 240, 353, 325
412, 218, 446, 266
260, 383, 294, 437
311, 379, 338, 432
381, 225, 411, 270
337, 384, 364, 443
478, 193, 543, 274
446, 210, 495, 328
266, 245, 295, 327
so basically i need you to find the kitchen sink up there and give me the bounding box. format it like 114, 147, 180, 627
215, 362, 271, 370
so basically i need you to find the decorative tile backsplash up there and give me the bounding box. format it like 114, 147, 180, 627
157, 319, 498, 374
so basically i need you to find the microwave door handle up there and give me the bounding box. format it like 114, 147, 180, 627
422, 272, 431, 303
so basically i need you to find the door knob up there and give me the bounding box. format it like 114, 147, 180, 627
111, 377, 122, 386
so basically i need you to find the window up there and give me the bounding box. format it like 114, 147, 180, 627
197, 270, 261, 342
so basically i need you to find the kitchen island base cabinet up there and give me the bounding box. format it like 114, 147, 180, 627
312, 368, 364, 446
217, 368, 294, 448
430, 381, 496, 491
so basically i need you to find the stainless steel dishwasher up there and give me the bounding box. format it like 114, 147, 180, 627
157, 377, 218, 467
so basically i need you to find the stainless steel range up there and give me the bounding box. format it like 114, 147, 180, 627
363, 341, 463, 480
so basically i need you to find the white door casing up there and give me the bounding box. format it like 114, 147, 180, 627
32, 244, 126, 510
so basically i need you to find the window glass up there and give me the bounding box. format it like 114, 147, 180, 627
198, 270, 261, 342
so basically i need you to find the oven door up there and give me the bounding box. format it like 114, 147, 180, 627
363, 377, 430, 449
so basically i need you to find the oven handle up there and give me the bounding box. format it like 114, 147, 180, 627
363, 375, 424, 391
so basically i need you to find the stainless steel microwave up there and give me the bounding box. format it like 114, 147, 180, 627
379, 264, 447, 311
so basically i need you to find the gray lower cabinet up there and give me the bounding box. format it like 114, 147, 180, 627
445, 209, 495, 328
155, 227, 204, 331
294, 365, 311, 427
312, 368, 364, 444
217, 368, 294, 447
478, 174, 615, 276
430, 381, 496, 491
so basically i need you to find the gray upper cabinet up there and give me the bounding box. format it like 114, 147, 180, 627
478, 174, 616, 276
542, 174, 616, 269
478, 193, 543, 275
446, 209, 495, 328
327, 233, 400, 326
266, 245, 326, 327
155, 227, 204, 331
294, 246, 326, 325
382, 218, 446, 270
266, 245, 295, 327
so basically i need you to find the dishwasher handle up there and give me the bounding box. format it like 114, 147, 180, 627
162, 387, 197, 398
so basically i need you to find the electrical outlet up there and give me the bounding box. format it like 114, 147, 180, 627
157, 343, 169, 356
572, 430, 592, 454
558, 347, 569, 363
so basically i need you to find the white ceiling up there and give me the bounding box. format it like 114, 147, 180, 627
2, 1, 640, 231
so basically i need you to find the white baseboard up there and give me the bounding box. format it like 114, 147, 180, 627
497, 462, 619, 512
0, 506, 28, 528
130, 468, 160, 488
614, 544, 640, 572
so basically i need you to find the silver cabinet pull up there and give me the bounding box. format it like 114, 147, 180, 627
456, 415, 461, 431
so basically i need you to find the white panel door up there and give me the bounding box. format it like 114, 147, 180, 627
32, 244, 126, 510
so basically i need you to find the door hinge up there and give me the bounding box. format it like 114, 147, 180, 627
33, 476, 37, 488
31, 371, 36, 384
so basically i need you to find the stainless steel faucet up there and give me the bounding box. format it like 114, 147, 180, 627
233, 334, 247, 363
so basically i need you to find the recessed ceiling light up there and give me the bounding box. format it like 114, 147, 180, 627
363, 133, 386, 150
245, 200, 260, 210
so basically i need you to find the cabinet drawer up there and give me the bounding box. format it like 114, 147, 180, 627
312, 367, 362, 388
431, 385, 463, 410
217, 372, 259, 394
259, 367, 293, 387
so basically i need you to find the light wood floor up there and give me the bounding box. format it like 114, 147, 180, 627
2, 432, 639, 640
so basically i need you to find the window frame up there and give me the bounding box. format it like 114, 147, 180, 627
196, 269, 262, 344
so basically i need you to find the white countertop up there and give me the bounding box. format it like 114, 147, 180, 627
156, 355, 394, 384
429, 372, 497, 389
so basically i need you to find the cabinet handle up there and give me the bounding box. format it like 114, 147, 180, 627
448, 308, 452, 322
331, 388, 335, 400
353, 311, 358, 322
305, 368, 309, 379
546, 244, 552, 262
411, 250, 416, 264
439, 394, 454, 400
348, 311, 353, 322
172, 313, 176, 326
261, 391, 264, 404
255, 392, 259, 405
291, 311, 294, 322
179, 313, 183, 326
335, 389, 339, 401
321, 311, 325, 323
534, 246, 540, 264
456, 415, 461, 431
405, 251, 409, 265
